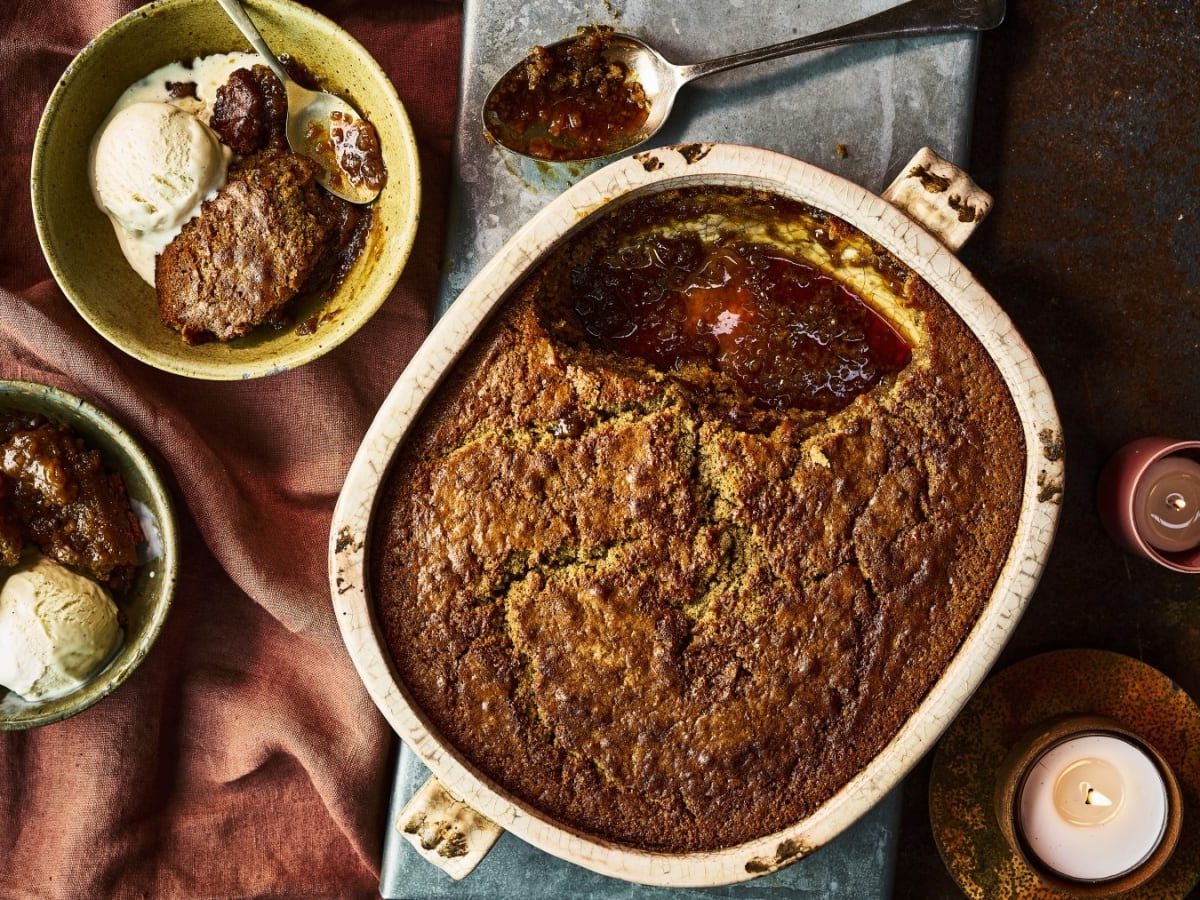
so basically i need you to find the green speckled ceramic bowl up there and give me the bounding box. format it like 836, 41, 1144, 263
0, 381, 178, 730
31, 0, 421, 380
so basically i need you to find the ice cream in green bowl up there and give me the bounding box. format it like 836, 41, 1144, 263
0, 381, 178, 730
32, 0, 420, 380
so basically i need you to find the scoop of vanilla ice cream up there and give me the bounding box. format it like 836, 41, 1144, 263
0, 555, 121, 702
91, 101, 228, 236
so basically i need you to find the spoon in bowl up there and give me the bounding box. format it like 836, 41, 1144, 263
484, 0, 1006, 163
214, 0, 384, 203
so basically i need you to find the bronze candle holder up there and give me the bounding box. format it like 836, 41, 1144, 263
993, 714, 1182, 896
929, 650, 1200, 899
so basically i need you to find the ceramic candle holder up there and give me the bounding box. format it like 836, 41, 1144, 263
1098, 438, 1200, 574
994, 715, 1183, 897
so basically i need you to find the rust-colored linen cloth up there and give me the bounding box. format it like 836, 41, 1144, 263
0, 1, 461, 896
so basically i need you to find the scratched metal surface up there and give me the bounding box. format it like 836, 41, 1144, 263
381, 0, 984, 897
894, 2, 1200, 898
381, 741, 900, 899
436, 0, 980, 315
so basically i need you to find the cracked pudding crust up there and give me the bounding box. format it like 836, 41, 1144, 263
372, 187, 1025, 853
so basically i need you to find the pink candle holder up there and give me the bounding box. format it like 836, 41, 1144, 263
1098, 439, 1200, 574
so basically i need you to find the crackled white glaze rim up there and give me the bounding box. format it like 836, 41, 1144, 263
330, 144, 1064, 887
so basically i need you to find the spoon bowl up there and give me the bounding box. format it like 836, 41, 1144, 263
484, 0, 1006, 163
594, 34, 680, 154
282, 82, 382, 205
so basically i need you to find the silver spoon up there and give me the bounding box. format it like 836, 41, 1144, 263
484, 0, 1005, 162
214, 0, 381, 203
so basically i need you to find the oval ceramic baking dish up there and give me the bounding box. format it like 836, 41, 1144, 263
329, 144, 1063, 886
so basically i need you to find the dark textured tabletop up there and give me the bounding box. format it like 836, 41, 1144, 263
895, 1, 1200, 895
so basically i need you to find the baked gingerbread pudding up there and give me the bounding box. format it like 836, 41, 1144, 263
156, 64, 374, 343
90, 56, 382, 344
372, 186, 1025, 852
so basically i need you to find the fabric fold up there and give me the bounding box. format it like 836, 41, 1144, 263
0, 2, 462, 896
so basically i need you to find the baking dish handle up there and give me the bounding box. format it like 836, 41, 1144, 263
882, 146, 993, 251
395, 775, 504, 880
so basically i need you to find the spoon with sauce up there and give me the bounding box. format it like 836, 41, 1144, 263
214, 0, 386, 203
484, 0, 1005, 163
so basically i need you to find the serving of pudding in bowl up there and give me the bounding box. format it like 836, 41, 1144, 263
331, 144, 1063, 885
91, 53, 384, 344
32, 0, 420, 379
0, 381, 177, 731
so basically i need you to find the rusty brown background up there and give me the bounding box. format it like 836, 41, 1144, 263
895, 1, 1200, 895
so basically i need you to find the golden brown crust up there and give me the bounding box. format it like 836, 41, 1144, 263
372, 187, 1025, 852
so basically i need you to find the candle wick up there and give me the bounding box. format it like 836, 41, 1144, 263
1166, 492, 1187, 511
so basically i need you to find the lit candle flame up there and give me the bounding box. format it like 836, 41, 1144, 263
1082, 782, 1113, 807
1166, 491, 1187, 512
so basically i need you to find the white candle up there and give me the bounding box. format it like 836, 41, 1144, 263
1019, 734, 1168, 882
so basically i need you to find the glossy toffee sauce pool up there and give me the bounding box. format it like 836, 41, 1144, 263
572, 232, 911, 412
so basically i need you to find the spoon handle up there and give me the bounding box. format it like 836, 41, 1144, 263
676, 0, 1004, 83
213, 0, 290, 83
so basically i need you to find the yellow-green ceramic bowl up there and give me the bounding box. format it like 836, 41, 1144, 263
32, 0, 421, 380
0, 381, 179, 730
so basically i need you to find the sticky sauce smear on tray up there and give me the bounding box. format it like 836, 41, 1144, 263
484, 26, 649, 161
573, 233, 912, 412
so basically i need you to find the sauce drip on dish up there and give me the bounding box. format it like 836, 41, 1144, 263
572, 233, 911, 412
484, 26, 649, 161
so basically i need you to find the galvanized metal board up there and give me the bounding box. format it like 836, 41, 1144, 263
436, 0, 979, 315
